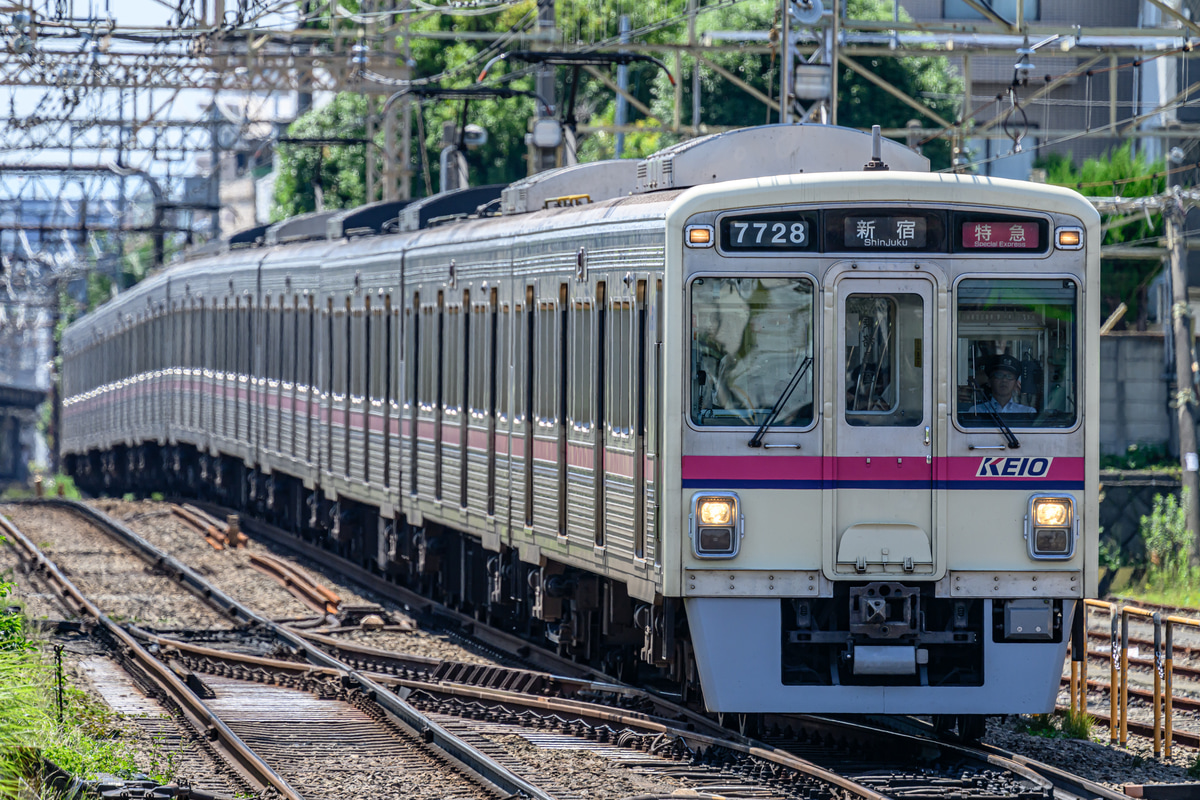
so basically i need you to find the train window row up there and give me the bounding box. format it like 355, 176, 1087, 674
68, 284, 655, 449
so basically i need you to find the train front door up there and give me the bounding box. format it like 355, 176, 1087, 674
827, 274, 936, 579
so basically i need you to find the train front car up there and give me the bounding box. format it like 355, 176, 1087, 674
661, 135, 1099, 719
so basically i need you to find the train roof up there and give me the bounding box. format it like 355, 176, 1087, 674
184, 124, 929, 259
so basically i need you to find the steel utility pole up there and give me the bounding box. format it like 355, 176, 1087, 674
780, 0, 791, 124
1166, 195, 1200, 558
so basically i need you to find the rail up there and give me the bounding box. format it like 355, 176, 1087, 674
1069, 598, 1200, 759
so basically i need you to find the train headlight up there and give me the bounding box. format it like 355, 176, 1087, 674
691, 492, 743, 558
1026, 495, 1076, 559
1033, 498, 1070, 527
698, 498, 734, 526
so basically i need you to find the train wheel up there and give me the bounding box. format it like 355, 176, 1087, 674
957, 714, 986, 743
932, 715, 956, 738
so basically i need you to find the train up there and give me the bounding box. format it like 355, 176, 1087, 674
60, 124, 1099, 733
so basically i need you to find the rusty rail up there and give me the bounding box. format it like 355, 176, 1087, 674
1070, 598, 1200, 759
247, 552, 340, 615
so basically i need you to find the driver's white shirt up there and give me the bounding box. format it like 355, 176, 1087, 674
968, 397, 1036, 414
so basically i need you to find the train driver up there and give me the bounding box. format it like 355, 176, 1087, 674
968, 354, 1036, 415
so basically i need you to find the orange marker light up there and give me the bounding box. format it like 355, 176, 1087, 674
1057, 228, 1081, 248
688, 227, 712, 245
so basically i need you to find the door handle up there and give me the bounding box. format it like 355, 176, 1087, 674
924, 426, 930, 446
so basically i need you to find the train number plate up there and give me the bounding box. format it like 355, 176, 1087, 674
721, 213, 818, 252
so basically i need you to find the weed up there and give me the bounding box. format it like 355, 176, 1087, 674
1188, 756, 1200, 778
121, 493, 135, 502
1016, 714, 1059, 737
50, 475, 82, 501
0, 594, 155, 791
1059, 707, 1095, 740
1138, 489, 1200, 603
1101, 443, 1178, 472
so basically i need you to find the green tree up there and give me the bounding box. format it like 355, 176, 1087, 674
1044, 142, 1166, 329
272, 93, 371, 220
273, 0, 966, 209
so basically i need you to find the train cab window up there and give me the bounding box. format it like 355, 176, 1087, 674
690, 277, 814, 427
956, 278, 1077, 428
844, 294, 923, 427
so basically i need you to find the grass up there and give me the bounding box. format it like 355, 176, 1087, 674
1015, 709, 1096, 741
0, 474, 83, 502
0, 577, 160, 795
1117, 583, 1200, 612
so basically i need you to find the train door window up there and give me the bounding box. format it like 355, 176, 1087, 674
955, 279, 1077, 428
690, 277, 814, 428
844, 294, 923, 427
570, 301, 594, 430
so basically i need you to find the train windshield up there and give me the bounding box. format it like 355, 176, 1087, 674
956, 278, 1077, 428
690, 277, 814, 427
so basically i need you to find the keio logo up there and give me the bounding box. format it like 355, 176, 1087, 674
975, 457, 1052, 478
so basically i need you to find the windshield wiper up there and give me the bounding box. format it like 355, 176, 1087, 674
749, 356, 812, 448
985, 406, 1021, 449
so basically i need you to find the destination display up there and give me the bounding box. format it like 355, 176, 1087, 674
841, 215, 927, 249
961, 220, 1040, 249
720, 212, 819, 252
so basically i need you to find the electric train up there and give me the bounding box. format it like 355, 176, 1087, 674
61, 124, 1099, 726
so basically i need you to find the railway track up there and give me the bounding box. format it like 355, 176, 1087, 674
2, 499, 902, 799
2, 497, 1154, 798
152, 497, 1134, 800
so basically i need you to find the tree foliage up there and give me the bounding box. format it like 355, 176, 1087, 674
1044, 142, 1166, 329
272, 93, 371, 220
273, 0, 966, 212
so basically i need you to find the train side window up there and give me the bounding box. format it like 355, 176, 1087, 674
351, 300, 365, 401
844, 293, 922, 427
470, 301, 489, 418
445, 303, 462, 416
570, 301, 593, 430
955, 278, 1077, 428
497, 304, 512, 422
332, 302, 346, 401
608, 299, 632, 437
513, 302, 527, 422
536, 300, 558, 424
265, 298, 275, 381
